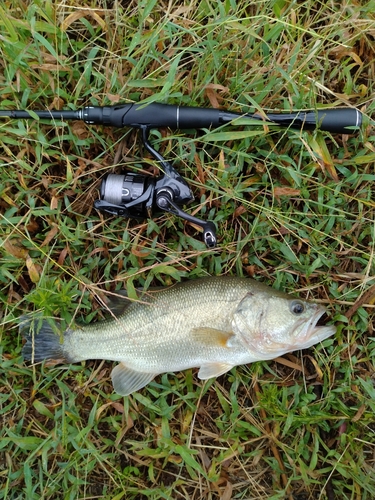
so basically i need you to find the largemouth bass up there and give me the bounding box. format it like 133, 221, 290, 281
21, 276, 335, 396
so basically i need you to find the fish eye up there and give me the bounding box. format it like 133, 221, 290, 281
290, 300, 305, 315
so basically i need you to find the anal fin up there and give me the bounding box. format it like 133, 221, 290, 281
111, 362, 158, 396
198, 362, 234, 380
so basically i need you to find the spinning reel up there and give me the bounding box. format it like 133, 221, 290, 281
94, 126, 217, 247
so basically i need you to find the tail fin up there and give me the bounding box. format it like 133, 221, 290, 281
20, 317, 66, 363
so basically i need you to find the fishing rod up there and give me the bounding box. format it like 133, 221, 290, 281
0, 102, 362, 247
0, 102, 362, 133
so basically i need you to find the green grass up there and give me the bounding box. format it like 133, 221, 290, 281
1, 0, 375, 498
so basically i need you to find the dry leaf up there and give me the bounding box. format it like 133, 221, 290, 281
205, 83, 229, 93
194, 153, 207, 196
57, 246, 69, 266
49, 97, 65, 110
26, 219, 40, 234
1, 192, 17, 207
111, 401, 125, 413
107, 94, 122, 103
205, 87, 220, 108
50, 196, 59, 211
30, 63, 70, 71
41, 225, 59, 247
61, 10, 106, 31
275, 356, 303, 371
131, 243, 153, 258
352, 404, 366, 422
274, 186, 301, 197
305, 354, 324, 380
220, 481, 233, 500
205, 83, 229, 108
3, 240, 28, 260
26, 255, 41, 283
308, 134, 338, 181
233, 205, 247, 218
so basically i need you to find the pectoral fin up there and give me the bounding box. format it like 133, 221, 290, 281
191, 327, 234, 348
198, 362, 234, 380
111, 363, 158, 396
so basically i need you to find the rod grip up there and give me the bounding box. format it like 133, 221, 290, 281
303, 108, 362, 133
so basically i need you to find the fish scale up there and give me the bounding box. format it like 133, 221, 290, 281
21, 276, 336, 396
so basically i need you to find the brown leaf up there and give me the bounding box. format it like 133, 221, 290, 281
50, 196, 59, 211
41, 225, 59, 247
45, 358, 66, 367
205, 83, 229, 92
49, 97, 65, 111
274, 187, 301, 197
26, 218, 40, 234
26, 255, 41, 283
131, 243, 153, 257
194, 153, 206, 196
345, 283, 375, 320
57, 246, 69, 266
305, 355, 324, 380
3, 240, 28, 260
218, 149, 226, 173
71, 121, 89, 139
204, 84, 229, 108
220, 481, 233, 500
95, 402, 113, 420
114, 415, 135, 446
233, 205, 247, 218
275, 356, 303, 372
308, 134, 338, 181
205, 86, 220, 108
61, 10, 106, 31
18, 275, 30, 293
107, 94, 122, 103
111, 401, 125, 413
352, 404, 366, 422
30, 63, 70, 71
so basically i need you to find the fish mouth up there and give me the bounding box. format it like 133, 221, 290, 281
294, 306, 336, 350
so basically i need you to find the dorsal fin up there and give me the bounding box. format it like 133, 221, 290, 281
103, 287, 164, 317
103, 290, 133, 317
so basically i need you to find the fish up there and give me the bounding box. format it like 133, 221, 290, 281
20, 276, 336, 396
